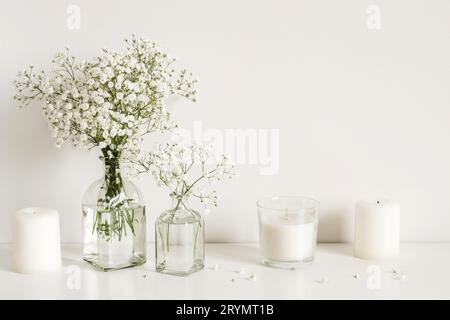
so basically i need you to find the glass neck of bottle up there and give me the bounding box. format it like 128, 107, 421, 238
100, 155, 125, 206
100, 148, 122, 174
101, 157, 122, 175
171, 194, 190, 212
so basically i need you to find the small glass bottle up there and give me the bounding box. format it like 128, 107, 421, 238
82, 156, 146, 271
155, 195, 204, 276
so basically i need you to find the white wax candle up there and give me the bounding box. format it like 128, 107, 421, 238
260, 210, 316, 262
354, 199, 400, 260
13, 207, 62, 274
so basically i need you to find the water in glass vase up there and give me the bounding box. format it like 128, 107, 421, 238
156, 202, 204, 276
83, 204, 146, 271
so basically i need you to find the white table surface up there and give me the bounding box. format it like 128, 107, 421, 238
0, 243, 449, 300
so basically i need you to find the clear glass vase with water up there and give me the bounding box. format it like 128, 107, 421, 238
155, 195, 204, 276
82, 155, 146, 271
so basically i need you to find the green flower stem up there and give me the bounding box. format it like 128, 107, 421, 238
93, 148, 136, 242
102, 149, 124, 204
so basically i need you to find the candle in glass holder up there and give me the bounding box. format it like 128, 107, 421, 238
12, 207, 62, 274
257, 197, 319, 269
354, 199, 400, 260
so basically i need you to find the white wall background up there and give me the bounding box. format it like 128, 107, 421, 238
1, 0, 449, 243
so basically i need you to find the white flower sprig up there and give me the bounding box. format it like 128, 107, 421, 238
13, 34, 197, 155
134, 143, 235, 210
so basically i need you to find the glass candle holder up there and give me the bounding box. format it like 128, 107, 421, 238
257, 196, 319, 269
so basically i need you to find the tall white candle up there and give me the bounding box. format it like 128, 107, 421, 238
260, 210, 316, 262
354, 199, 400, 260
12, 207, 62, 274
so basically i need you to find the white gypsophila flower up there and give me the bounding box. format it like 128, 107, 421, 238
13, 34, 197, 158
132, 142, 235, 211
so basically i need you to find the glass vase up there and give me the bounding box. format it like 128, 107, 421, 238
82, 155, 146, 271
155, 196, 204, 276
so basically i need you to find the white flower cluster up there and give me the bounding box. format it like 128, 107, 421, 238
13, 34, 197, 156
134, 143, 235, 209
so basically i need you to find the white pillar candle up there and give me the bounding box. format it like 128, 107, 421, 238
260, 210, 316, 262
354, 199, 400, 260
12, 207, 62, 274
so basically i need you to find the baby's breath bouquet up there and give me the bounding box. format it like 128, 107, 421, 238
13, 35, 197, 270
14, 34, 196, 153
135, 143, 234, 210
134, 142, 234, 275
